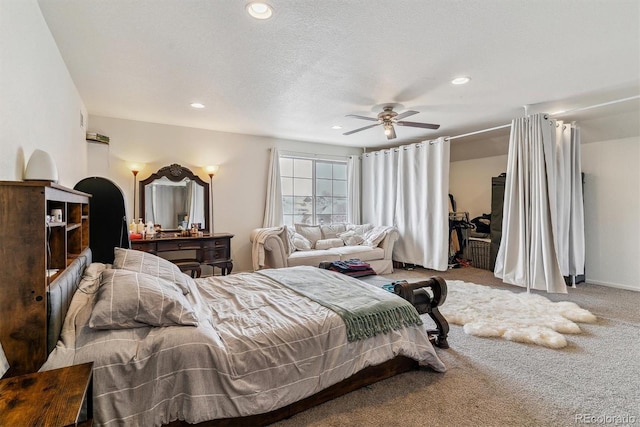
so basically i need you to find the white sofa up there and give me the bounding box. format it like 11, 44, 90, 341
250, 223, 399, 274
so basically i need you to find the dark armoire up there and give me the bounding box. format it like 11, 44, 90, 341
489, 174, 506, 271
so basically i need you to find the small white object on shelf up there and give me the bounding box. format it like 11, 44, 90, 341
24, 149, 58, 182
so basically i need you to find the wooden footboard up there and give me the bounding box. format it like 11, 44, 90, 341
166, 356, 419, 427
394, 277, 450, 349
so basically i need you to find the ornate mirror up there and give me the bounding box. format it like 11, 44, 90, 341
139, 164, 209, 231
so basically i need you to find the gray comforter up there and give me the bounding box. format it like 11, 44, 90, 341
42, 265, 445, 426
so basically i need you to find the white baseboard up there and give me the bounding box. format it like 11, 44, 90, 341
585, 279, 640, 292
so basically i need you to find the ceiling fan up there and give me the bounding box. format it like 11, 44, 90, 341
343, 106, 440, 140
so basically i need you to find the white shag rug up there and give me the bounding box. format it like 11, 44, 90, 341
439, 280, 597, 348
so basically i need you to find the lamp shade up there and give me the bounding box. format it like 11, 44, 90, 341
24, 149, 58, 182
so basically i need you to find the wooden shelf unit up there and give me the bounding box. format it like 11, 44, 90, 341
0, 181, 90, 376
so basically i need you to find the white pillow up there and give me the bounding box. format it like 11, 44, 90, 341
363, 226, 390, 247
315, 238, 344, 250
338, 230, 365, 246
320, 223, 347, 239
295, 224, 322, 247
292, 232, 312, 251
347, 223, 374, 236
285, 226, 297, 255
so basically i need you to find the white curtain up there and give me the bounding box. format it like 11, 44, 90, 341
362, 148, 398, 226
185, 181, 205, 228
494, 113, 584, 293
553, 122, 585, 277
262, 148, 283, 227
362, 138, 450, 271
347, 154, 361, 224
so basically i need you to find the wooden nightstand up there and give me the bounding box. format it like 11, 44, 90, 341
0, 362, 93, 426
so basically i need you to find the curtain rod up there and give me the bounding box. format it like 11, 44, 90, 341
447, 95, 639, 141
279, 150, 350, 161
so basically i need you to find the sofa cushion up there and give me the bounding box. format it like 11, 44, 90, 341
331, 246, 385, 262
287, 249, 340, 267
295, 224, 323, 247
315, 238, 344, 250
320, 223, 346, 239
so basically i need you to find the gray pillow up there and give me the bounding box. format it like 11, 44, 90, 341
113, 247, 192, 295
89, 269, 198, 330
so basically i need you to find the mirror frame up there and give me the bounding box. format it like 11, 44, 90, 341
139, 163, 210, 232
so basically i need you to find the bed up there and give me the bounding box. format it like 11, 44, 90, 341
43, 247, 446, 426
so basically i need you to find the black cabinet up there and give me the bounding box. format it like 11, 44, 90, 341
489, 174, 506, 271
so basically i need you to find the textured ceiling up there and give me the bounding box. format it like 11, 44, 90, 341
38, 0, 640, 150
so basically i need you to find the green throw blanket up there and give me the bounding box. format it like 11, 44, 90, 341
257, 266, 422, 342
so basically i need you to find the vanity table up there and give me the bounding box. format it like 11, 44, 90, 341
131, 233, 233, 275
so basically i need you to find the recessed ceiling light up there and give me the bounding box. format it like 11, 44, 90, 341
451, 76, 471, 85
246, 2, 273, 20
331, 125, 343, 130
190, 103, 205, 109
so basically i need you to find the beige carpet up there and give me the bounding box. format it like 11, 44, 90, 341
273, 266, 640, 427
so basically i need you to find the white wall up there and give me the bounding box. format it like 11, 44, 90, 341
0, 0, 87, 185
581, 136, 640, 291
449, 124, 640, 291
87, 115, 361, 272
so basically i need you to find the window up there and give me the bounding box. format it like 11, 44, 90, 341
280, 156, 347, 226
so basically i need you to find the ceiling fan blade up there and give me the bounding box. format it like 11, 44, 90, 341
343, 123, 381, 135
386, 125, 397, 140
345, 114, 379, 122
393, 110, 419, 121
396, 120, 440, 130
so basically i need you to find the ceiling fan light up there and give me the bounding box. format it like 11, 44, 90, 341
383, 125, 392, 136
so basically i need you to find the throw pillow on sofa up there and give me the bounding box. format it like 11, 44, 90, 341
285, 226, 297, 255
315, 238, 344, 250
363, 226, 390, 247
338, 230, 365, 246
346, 223, 374, 236
295, 224, 322, 248
320, 223, 346, 239
292, 232, 313, 251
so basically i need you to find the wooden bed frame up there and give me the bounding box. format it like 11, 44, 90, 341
47, 248, 449, 426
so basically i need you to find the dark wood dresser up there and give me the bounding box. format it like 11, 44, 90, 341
131, 233, 234, 275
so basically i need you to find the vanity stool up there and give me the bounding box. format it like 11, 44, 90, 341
173, 259, 202, 278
